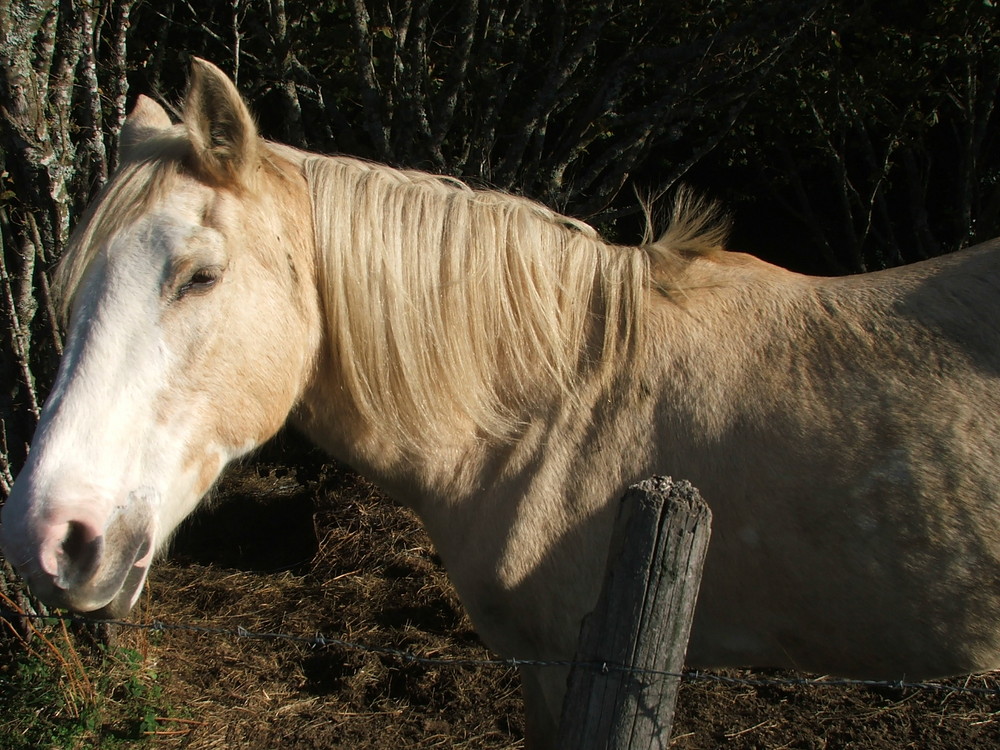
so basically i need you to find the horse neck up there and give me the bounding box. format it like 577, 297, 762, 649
297, 155, 651, 506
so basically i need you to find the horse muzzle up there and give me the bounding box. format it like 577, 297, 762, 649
0, 487, 157, 617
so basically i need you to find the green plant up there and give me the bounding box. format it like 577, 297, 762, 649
0, 594, 181, 749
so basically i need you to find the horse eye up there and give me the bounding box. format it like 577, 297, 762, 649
176, 267, 222, 299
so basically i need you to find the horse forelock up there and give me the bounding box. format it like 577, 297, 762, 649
305, 155, 660, 449
54, 142, 190, 323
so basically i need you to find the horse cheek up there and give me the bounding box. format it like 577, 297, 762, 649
203, 301, 307, 455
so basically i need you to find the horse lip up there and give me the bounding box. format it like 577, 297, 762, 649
36, 560, 150, 616
89, 563, 150, 619
59, 533, 152, 614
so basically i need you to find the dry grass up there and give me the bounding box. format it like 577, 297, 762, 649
137, 455, 525, 749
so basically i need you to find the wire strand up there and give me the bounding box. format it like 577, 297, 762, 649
3, 607, 999, 697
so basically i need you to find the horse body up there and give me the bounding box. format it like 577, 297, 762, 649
299, 236, 1000, 742
3, 60, 1000, 748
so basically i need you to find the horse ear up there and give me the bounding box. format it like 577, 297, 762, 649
183, 57, 259, 186
119, 96, 172, 163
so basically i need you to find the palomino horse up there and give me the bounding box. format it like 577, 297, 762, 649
3, 58, 1000, 747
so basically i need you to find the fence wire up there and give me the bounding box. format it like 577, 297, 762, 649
3, 606, 999, 698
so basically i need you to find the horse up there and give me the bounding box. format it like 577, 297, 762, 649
3, 57, 1000, 748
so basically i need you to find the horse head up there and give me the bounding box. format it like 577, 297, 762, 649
0, 59, 320, 616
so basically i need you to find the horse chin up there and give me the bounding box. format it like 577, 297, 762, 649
36, 559, 150, 619
87, 563, 149, 619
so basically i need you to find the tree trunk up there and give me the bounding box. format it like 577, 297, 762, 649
0, 0, 132, 623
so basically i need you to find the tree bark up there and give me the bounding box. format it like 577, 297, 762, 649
0, 0, 131, 617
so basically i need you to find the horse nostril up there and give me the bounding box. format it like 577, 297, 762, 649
54, 521, 102, 590
62, 521, 90, 560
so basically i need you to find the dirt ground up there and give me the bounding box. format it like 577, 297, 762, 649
117, 444, 1000, 749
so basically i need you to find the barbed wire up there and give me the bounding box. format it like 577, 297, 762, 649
3, 606, 1000, 698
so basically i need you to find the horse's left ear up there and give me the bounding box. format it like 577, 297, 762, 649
119, 96, 173, 163
183, 57, 260, 187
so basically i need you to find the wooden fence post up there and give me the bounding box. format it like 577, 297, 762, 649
556, 476, 712, 749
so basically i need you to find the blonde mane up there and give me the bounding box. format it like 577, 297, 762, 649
304, 155, 724, 448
